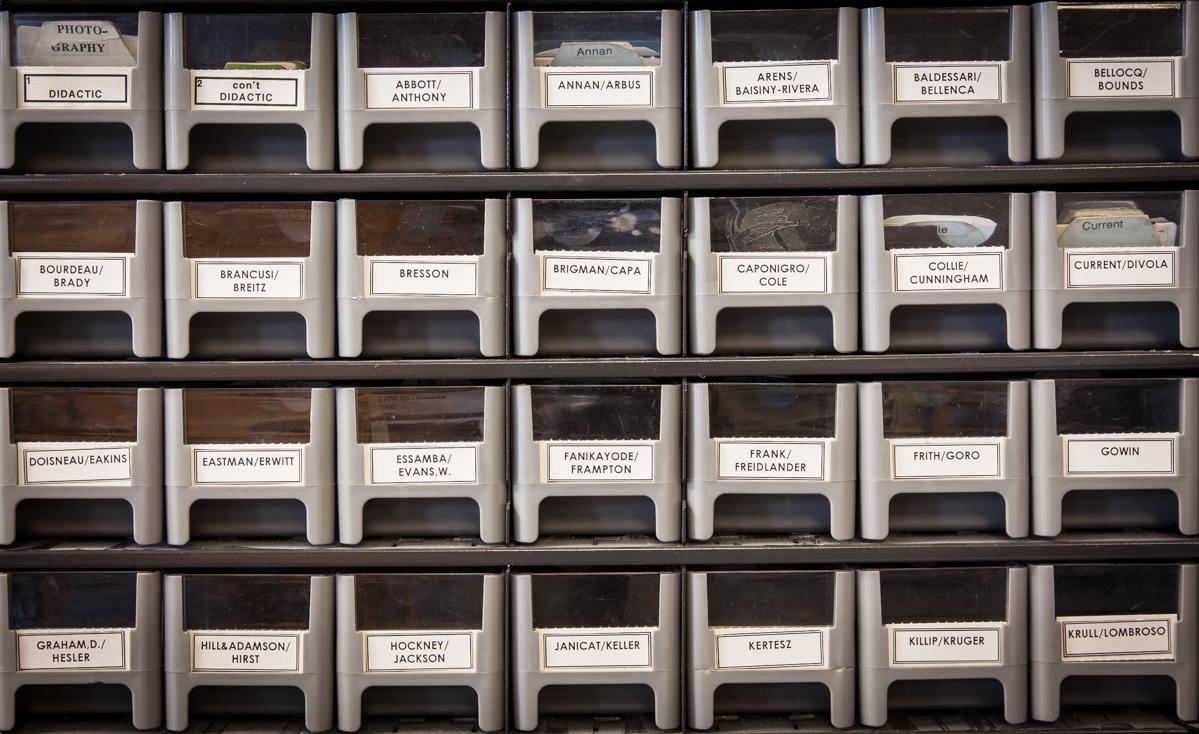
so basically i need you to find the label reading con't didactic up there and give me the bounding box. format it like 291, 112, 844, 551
1064, 435, 1176, 476
715, 628, 828, 670
365, 70, 476, 110
544, 71, 653, 107
1065, 249, 1176, 288
1060, 614, 1176, 662
1067, 60, 1175, 98
194, 260, 304, 299
890, 623, 1003, 665
716, 441, 826, 480
546, 442, 654, 482
541, 255, 652, 294
543, 631, 652, 669
192, 446, 304, 485
16, 255, 129, 297
893, 63, 1002, 103
367, 444, 479, 485
19, 69, 130, 108
894, 252, 1003, 292
368, 259, 478, 297
191, 633, 300, 672
17, 630, 127, 671
192, 71, 303, 110
891, 439, 1003, 479
720, 62, 832, 105
718, 256, 829, 294
365, 632, 474, 671
20, 442, 133, 485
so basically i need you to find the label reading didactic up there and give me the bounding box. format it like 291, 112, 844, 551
368, 444, 479, 485
191, 633, 300, 672
720, 62, 832, 105
890, 623, 1002, 665
20, 443, 133, 485
17, 255, 128, 297
544, 71, 653, 107
1065, 249, 1176, 288
715, 629, 828, 670
546, 442, 654, 482
194, 260, 304, 299
365, 70, 476, 109
543, 632, 652, 669
365, 633, 474, 671
368, 259, 478, 297
19, 70, 130, 108
192, 71, 302, 110
1068, 60, 1175, 98
192, 447, 303, 485
894, 251, 1003, 291
716, 441, 826, 480
893, 64, 1002, 103
1060, 615, 1176, 662
542, 255, 652, 294
718, 256, 829, 294
891, 439, 1002, 479
17, 631, 127, 671
1064, 435, 1175, 476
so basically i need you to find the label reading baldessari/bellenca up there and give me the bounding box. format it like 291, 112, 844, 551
1061, 615, 1176, 662
17, 631, 126, 671
192, 633, 300, 672
893, 64, 1002, 103
890, 624, 1002, 665
194, 260, 303, 299
715, 629, 827, 670
891, 440, 1002, 479
543, 632, 652, 668
365, 633, 474, 671
368, 444, 478, 485
546, 443, 654, 482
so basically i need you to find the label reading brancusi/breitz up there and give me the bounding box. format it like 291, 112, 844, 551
17, 630, 128, 671
891, 438, 1003, 479
191, 632, 301, 672
19, 442, 134, 485
890, 622, 1003, 666
367, 258, 478, 297
1064, 434, 1176, 476
191, 70, 304, 110
541, 255, 652, 294
367, 444, 479, 485
365, 632, 474, 671
193, 259, 304, 299
714, 628, 829, 670
893, 63, 1002, 103
16, 254, 129, 297
544, 70, 653, 108
18, 67, 131, 109
542, 630, 652, 669
716, 440, 826, 480
718, 255, 829, 294
365, 69, 477, 110
545, 442, 654, 482
1068, 59, 1176, 98
720, 62, 832, 105
1060, 614, 1176, 662
192, 445, 304, 485
894, 250, 1003, 292
1065, 248, 1176, 289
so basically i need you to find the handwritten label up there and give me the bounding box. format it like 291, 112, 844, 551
894, 64, 1002, 103
194, 260, 303, 299
17, 255, 128, 297
365, 70, 475, 109
1061, 615, 1175, 662
719, 256, 828, 294
192, 447, 303, 485
542, 255, 652, 294
544, 71, 653, 107
17, 631, 127, 671
716, 441, 825, 480
19, 70, 130, 108
715, 629, 827, 669
721, 62, 832, 104
368, 259, 478, 297
892, 440, 1002, 479
1068, 60, 1175, 98
1066, 250, 1176, 288
894, 252, 1003, 291
368, 444, 478, 484
543, 632, 652, 669
1065, 435, 1175, 476
546, 442, 654, 482
192, 633, 300, 672
192, 71, 303, 110
365, 633, 474, 671
20, 443, 132, 485
891, 623, 1002, 665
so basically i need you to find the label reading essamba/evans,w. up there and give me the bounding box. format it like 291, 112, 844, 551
718, 256, 829, 294
891, 440, 1002, 479
893, 64, 1002, 103
192, 633, 300, 672
894, 252, 1003, 292
720, 62, 832, 105
546, 442, 654, 482
365, 633, 474, 671
543, 632, 652, 669
368, 259, 478, 297
365, 70, 476, 110
19, 70, 130, 108
890, 623, 1002, 665
17, 631, 127, 671
1068, 60, 1175, 98
194, 260, 303, 299
368, 444, 478, 485
715, 629, 828, 670
1060, 614, 1176, 662
541, 255, 652, 294
192, 72, 302, 110
1065, 435, 1175, 476
544, 71, 653, 108
20, 443, 132, 485
1066, 250, 1176, 288
17, 256, 128, 297
716, 441, 825, 480
192, 447, 303, 485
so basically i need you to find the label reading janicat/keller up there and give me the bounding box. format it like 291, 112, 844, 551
716, 441, 826, 480
720, 62, 832, 105
365, 70, 476, 110
192, 446, 303, 485
194, 260, 304, 299
715, 628, 828, 670
16, 255, 128, 297
541, 255, 652, 294
546, 442, 654, 482
1067, 60, 1175, 98
1060, 614, 1176, 662
20, 443, 133, 485
19, 70, 130, 108
191, 633, 300, 672
891, 439, 1002, 479
893, 64, 1002, 103
365, 632, 474, 671
368, 259, 478, 297
192, 71, 303, 110
544, 71, 653, 108
1064, 435, 1176, 476
894, 252, 1003, 292
890, 623, 1002, 665
367, 444, 479, 485
718, 256, 829, 294
542, 631, 652, 669
17, 630, 127, 671
1065, 250, 1176, 289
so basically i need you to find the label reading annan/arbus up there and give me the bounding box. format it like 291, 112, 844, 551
1061, 614, 1176, 662
546, 442, 654, 482
544, 71, 653, 107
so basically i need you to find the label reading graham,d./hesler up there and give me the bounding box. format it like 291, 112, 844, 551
17, 631, 126, 671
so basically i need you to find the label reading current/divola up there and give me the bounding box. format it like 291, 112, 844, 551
720, 62, 832, 105
194, 260, 304, 299
546, 442, 654, 482
1060, 614, 1176, 662
20, 443, 133, 485
368, 259, 478, 297
192, 446, 303, 485
367, 444, 479, 484
1068, 60, 1176, 98
894, 251, 1003, 292
716, 441, 826, 480
718, 256, 829, 294
19, 69, 130, 108
17, 630, 127, 671
715, 629, 828, 670
365, 70, 476, 109
890, 623, 1003, 665
891, 439, 1002, 479
1064, 435, 1176, 476
365, 632, 474, 671
544, 71, 653, 108
541, 255, 652, 294
893, 64, 1002, 103
191, 633, 300, 672
192, 71, 303, 110
16, 255, 128, 297
543, 631, 652, 669
1065, 249, 1176, 288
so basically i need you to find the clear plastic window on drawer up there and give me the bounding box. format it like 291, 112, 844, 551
879, 567, 1010, 624
356, 13, 486, 69
355, 387, 485, 444
184, 574, 311, 631
12, 388, 139, 443
533, 11, 662, 67
532, 572, 659, 629
1053, 564, 1180, 616
1054, 378, 1181, 434
12, 13, 139, 67
882, 381, 1009, 438
708, 9, 838, 63
883, 193, 1011, 250
355, 574, 485, 631
183, 202, 311, 258
707, 571, 835, 627
183, 388, 312, 444
1057, 2, 1184, 59
533, 199, 662, 253
11, 201, 137, 254
355, 200, 485, 257
883, 7, 1012, 63
10, 572, 138, 629
1054, 192, 1183, 248
709, 197, 838, 253
708, 383, 836, 439
531, 384, 661, 441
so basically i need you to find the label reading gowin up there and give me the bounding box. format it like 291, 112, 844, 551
1061, 615, 1176, 662
721, 62, 832, 104
194, 260, 303, 299
192, 447, 303, 485
542, 255, 652, 294
1065, 435, 1175, 476
544, 71, 653, 107
192, 633, 300, 672
192, 71, 302, 109
19, 70, 130, 108
365, 632, 474, 671
1068, 60, 1175, 98
368, 259, 478, 297
894, 64, 1002, 103
1066, 250, 1176, 288
20, 443, 133, 485
891, 439, 1002, 479
546, 442, 654, 482
368, 444, 478, 485
17, 631, 126, 671
715, 629, 827, 670
365, 70, 475, 109
17, 255, 128, 297
716, 441, 825, 480
891, 623, 1002, 665
543, 632, 652, 669
719, 256, 828, 294
894, 252, 1003, 291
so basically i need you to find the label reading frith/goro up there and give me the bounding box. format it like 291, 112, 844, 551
192, 71, 303, 109
17, 631, 127, 671
543, 632, 652, 669
1060, 615, 1176, 662
546, 442, 654, 482
191, 633, 300, 672
194, 260, 304, 299
1064, 435, 1175, 476
16, 255, 128, 297
720, 62, 832, 105
365, 633, 474, 671
544, 71, 653, 107
368, 259, 478, 297
20, 443, 133, 485
716, 441, 826, 480
890, 623, 1002, 665
893, 64, 1002, 103
894, 252, 1003, 292
365, 70, 476, 109
192, 447, 303, 485
541, 255, 652, 294
1065, 250, 1176, 288
718, 256, 829, 294
715, 629, 828, 670
368, 444, 478, 485
19, 70, 130, 108
891, 440, 1002, 479
1068, 60, 1175, 98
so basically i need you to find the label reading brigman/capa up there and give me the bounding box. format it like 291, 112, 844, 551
542, 255, 652, 294
368, 444, 478, 485
1068, 60, 1175, 98
894, 252, 1003, 292
17, 631, 127, 671
543, 632, 652, 669
893, 64, 1002, 103
721, 62, 832, 105
194, 260, 304, 299
890, 623, 1002, 665
365, 633, 474, 671
192, 633, 300, 672
1060, 615, 1176, 662
891, 440, 1002, 479
16, 256, 128, 297
546, 443, 654, 482
715, 629, 827, 670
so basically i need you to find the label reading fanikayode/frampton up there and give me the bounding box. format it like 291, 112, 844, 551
894, 251, 1003, 292
18, 69, 130, 108
1068, 59, 1176, 99
891, 439, 1003, 479
367, 444, 479, 485
368, 258, 478, 297
365, 632, 474, 672
365, 70, 476, 110
1064, 434, 1176, 476
718, 256, 829, 294
191, 71, 303, 110
1060, 614, 1176, 662
893, 63, 1002, 103
19, 442, 133, 485
191, 633, 300, 672
715, 628, 828, 670
720, 62, 832, 105
542, 631, 652, 669
541, 255, 652, 294
192, 446, 303, 485
546, 442, 654, 482
193, 259, 304, 299
16, 255, 129, 297
1065, 249, 1176, 289
543, 70, 653, 108
716, 441, 826, 480
16, 630, 127, 671
890, 622, 1003, 665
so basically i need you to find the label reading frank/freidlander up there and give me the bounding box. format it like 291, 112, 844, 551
1066, 250, 1176, 288
17, 631, 127, 671
543, 631, 652, 668
720, 62, 832, 104
541, 255, 652, 294
20, 443, 132, 485
1060, 615, 1176, 662
194, 260, 303, 299
368, 444, 478, 484
893, 64, 1002, 103
19, 70, 130, 108
1064, 435, 1175, 476
191, 633, 300, 672
718, 256, 828, 294
544, 71, 653, 107
365, 633, 474, 671
894, 252, 1003, 291
16, 255, 128, 297
891, 440, 1002, 479
368, 259, 478, 297
1068, 60, 1175, 98
192, 447, 303, 485
365, 70, 476, 109
716, 441, 825, 480
890, 623, 1002, 665
715, 629, 827, 670
546, 442, 654, 482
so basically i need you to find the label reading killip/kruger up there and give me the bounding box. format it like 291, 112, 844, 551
20, 442, 133, 485
544, 71, 653, 107
368, 444, 478, 484
890, 623, 1003, 665
894, 251, 1003, 292
368, 259, 478, 297
16, 255, 128, 297
192, 71, 303, 110
1060, 614, 1176, 662
542, 255, 652, 294
192, 446, 303, 485
365, 70, 476, 109
716, 441, 825, 480
17, 630, 127, 671
1068, 60, 1175, 98
1066, 249, 1176, 288
543, 631, 652, 669
715, 628, 828, 670
891, 439, 1002, 479
194, 260, 304, 299
19, 69, 130, 108
191, 633, 300, 672
720, 62, 832, 105
893, 64, 1002, 103
718, 256, 829, 294
365, 633, 474, 671
1064, 434, 1175, 476
546, 442, 654, 482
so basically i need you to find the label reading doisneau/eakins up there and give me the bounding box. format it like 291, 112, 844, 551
191, 71, 303, 110
20, 443, 133, 485
365, 632, 474, 671
716, 441, 826, 480
890, 623, 1003, 665
1060, 614, 1176, 662
893, 63, 1002, 103
16, 255, 129, 297
541, 255, 652, 294
891, 439, 1002, 479
894, 251, 1003, 292
542, 631, 652, 669
546, 442, 654, 482
191, 633, 300, 672
365, 70, 476, 110
192, 446, 303, 485
367, 444, 479, 485
718, 256, 829, 294
194, 260, 304, 299
17, 631, 127, 671
1065, 250, 1176, 288
720, 62, 832, 105
1064, 435, 1176, 476
368, 259, 478, 297
544, 70, 653, 107
1068, 60, 1175, 98
715, 629, 828, 670
18, 69, 130, 108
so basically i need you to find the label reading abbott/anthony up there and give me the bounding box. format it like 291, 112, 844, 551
892, 440, 1002, 479
721, 62, 832, 104
192, 633, 300, 672
894, 252, 1003, 291
715, 629, 827, 670
192, 74, 301, 109
1065, 436, 1175, 476
894, 64, 1002, 103
1068, 60, 1175, 98
365, 633, 474, 671
542, 256, 652, 294
17, 256, 128, 297
719, 256, 828, 294
1061, 615, 1176, 662
547, 443, 654, 482
543, 632, 652, 668
194, 260, 303, 299
193, 448, 303, 485
544, 71, 653, 107
1066, 250, 1176, 288
716, 441, 825, 480
891, 624, 1002, 665
368, 445, 478, 484
19, 71, 129, 107
365, 71, 475, 109
21, 444, 132, 485
17, 631, 126, 671
369, 259, 478, 296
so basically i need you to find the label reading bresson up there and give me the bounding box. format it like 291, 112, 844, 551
192, 72, 302, 109
715, 629, 827, 670
194, 260, 303, 299
192, 633, 300, 672
17, 631, 126, 671
368, 444, 478, 484
544, 71, 653, 107
17, 255, 128, 297
19, 70, 130, 108
716, 441, 825, 480
1068, 60, 1175, 98
1064, 435, 1175, 476
546, 442, 654, 482
368, 259, 478, 296
192, 447, 303, 485
894, 64, 1002, 103
1060, 615, 1175, 662
891, 440, 1002, 479
365, 71, 475, 109
542, 256, 652, 294
543, 632, 652, 669
721, 62, 832, 104
365, 633, 474, 671
891, 624, 1002, 665
1066, 250, 1176, 288
719, 256, 828, 294
894, 252, 1003, 291
20, 443, 132, 485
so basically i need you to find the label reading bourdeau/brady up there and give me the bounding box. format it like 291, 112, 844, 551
890, 623, 1003, 665
1064, 435, 1176, 476
194, 260, 303, 299
1066, 249, 1176, 289
16, 255, 129, 297
546, 442, 654, 482
891, 439, 1002, 479
368, 444, 478, 485
192, 633, 300, 672
368, 259, 478, 297
894, 251, 1003, 292
719, 256, 829, 294
720, 62, 832, 105
544, 70, 653, 108
18, 69, 131, 108
365, 70, 477, 110
715, 628, 828, 670
717, 441, 826, 480
20, 443, 133, 485
541, 255, 652, 294
192, 446, 303, 485
17, 630, 127, 671
365, 632, 474, 671
192, 71, 303, 110
1068, 60, 1176, 99
893, 63, 1002, 103
1060, 614, 1176, 662
542, 631, 652, 669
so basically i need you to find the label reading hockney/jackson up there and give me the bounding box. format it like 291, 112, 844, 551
718, 256, 828, 294
1068, 60, 1175, 98
365, 633, 474, 671
192, 71, 302, 109
19, 69, 130, 108
716, 441, 825, 480
194, 260, 303, 299
192, 633, 300, 672
368, 259, 478, 297
891, 439, 1002, 479
894, 251, 1003, 292
543, 631, 652, 669
1064, 435, 1175, 476
16, 255, 128, 297
1066, 249, 1176, 288
368, 444, 478, 485
546, 442, 654, 482
20, 443, 133, 485
715, 629, 827, 670
365, 70, 475, 109
17, 630, 127, 671
890, 623, 1002, 665
544, 71, 653, 107
720, 62, 832, 105
541, 255, 652, 294
192, 446, 303, 485
1060, 614, 1176, 662
893, 64, 1002, 103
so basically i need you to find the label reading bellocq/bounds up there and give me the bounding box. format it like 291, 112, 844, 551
716, 441, 825, 480
194, 260, 303, 299
365, 633, 474, 671
365, 71, 475, 110
368, 444, 478, 485
17, 256, 128, 297
715, 629, 827, 670
544, 71, 653, 107
192, 633, 300, 672
543, 632, 652, 669
17, 631, 127, 671
1066, 250, 1176, 288
893, 64, 1002, 103
546, 442, 654, 482
192, 447, 303, 485
542, 255, 652, 294
721, 62, 832, 105
890, 623, 1002, 665
891, 440, 1002, 479
1068, 60, 1175, 98
1060, 614, 1176, 662
1065, 435, 1175, 476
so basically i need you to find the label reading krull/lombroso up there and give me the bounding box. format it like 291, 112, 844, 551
191, 633, 300, 672
720, 62, 832, 105
1060, 614, 1176, 662
893, 63, 1002, 103
890, 623, 1002, 665
20, 442, 133, 485
1064, 435, 1175, 476
365, 632, 474, 671
891, 439, 1002, 479
542, 631, 652, 669
715, 628, 828, 670
718, 256, 829, 294
367, 444, 479, 485
716, 441, 825, 480
192, 446, 303, 485
17, 630, 127, 671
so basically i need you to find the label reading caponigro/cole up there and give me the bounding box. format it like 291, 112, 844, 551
368, 259, 478, 297
192, 446, 303, 485
191, 633, 300, 672
890, 623, 1002, 665
365, 70, 476, 110
1064, 435, 1175, 476
194, 260, 303, 299
544, 70, 653, 108
1068, 60, 1175, 98
715, 628, 827, 670
20, 443, 133, 485
891, 440, 1002, 479
541, 255, 652, 294
368, 444, 478, 485
543, 631, 652, 669
365, 632, 474, 671
716, 441, 825, 480
1060, 615, 1176, 662
17, 630, 126, 671
546, 442, 654, 482
1066, 249, 1176, 288
893, 64, 1002, 103
16, 255, 128, 297
19, 70, 130, 108
894, 252, 1003, 292
718, 256, 829, 294
720, 62, 832, 105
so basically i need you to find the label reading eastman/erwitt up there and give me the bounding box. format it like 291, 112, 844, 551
542, 255, 652, 294
367, 444, 479, 485
715, 629, 828, 670
893, 64, 1002, 103
368, 259, 478, 297
543, 632, 652, 669
716, 441, 826, 480
1064, 435, 1176, 476
546, 442, 654, 482
17, 631, 127, 671
890, 623, 1003, 665
544, 71, 653, 107
365, 633, 474, 671
191, 71, 303, 110
718, 256, 829, 294
194, 260, 303, 299
20, 443, 133, 485
1065, 249, 1176, 288
192, 446, 303, 485
894, 252, 1003, 292
365, 70, 476, 109
191, 633, 300, 672
1068, 60, 1176, 98
19, 69, 130, 108
891, 439, 1002, 479
1060, 614, 1176, 662
17, 255, 128, 297
720, 62, 832, 105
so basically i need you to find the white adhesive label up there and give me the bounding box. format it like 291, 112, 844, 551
543, 631, 652, 669
715, 628, 828, 670
365, 632, 474, 671
191, 633, 300, 672
718, 256, 829, 294
1065, 249, 1176, 288
544, 70, 653, 107
894, 251, 1003, 291
194, 260, 303, 299
367, 444, 478, 485
546, 442, 654, 482
192, 71, 303, 110
365, 70, 476, 109
20, 443, 133, 485
192, 446, 303, 485
716, 441, 826, 480
891, 623, 1003, 665
1068, 60, 1175, 98
894, 64, 1002, 103
720, 62, 832, 105
1061, 615, 1176, 662
368, 259, 478, 297
19, 69, 130, 108
16, 255, 128, 297
17, 631, 127, 671
891, 439, 1003, 479
542, 255, 652, 294
1064, 435, 1176, 476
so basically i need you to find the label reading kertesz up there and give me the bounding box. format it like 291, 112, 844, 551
544, 71, 653, 107
192, 72, 302, 109
1068, 60, 1175, 98
1065, 435, 1175, 476
542, 255, 652, 294
194, 260, 303, 299
718, 256, 828, 294
891, 624, 1002, 665
1066, 250, 1176, 288
192, 447, 303, 485
721, 62, 832, 104
365, 633, 474, 671
368, 259, 478, 297
716, 441, 825, 480
17, 256, 128, 297
368, 444, 478, 484
19, 71, 130, 108
17, 631, 126, 671
543, 632, 652, 668
192, 633, 300, 672
715, 629, 827, 670
893, 64, 1002, 103
546, 443, 654, 482
20, 443, 133, 485
894, 252, 1003, 291
365, 71, 475, 109
1060, 615, 1176, 662
891, 440, 1002, 479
